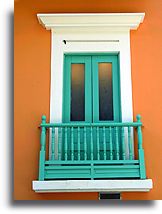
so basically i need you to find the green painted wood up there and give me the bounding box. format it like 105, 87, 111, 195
90, 127, 93, 160
62, 55, 92, 162
128, 126, 133, 160
45, 173, 140, 179
39, 151, 45, 181
62, 54, 122, 161
138, 149, 146, 179
63, 55, 92, 123
38, 115, 46, 181
121, 127, 126, 160
115, 127, 119, 160
64, 52, 119, 56
84, 127, 87, 160
62, 56, 71, 122
45, 165, 140, 170
44, 164, 140, 179
51, 127, 55, 160
38, 115, 146, 180
41, 121, 142, 128
92, 55, 121, 122
65, 127, 68, 160
45, 160, 139, 165
91, 163, 94, 180
137, 115, 143, 150
103, 127, 106, 160
96, 127, 100, 160
58, 128, 62, 160
71, 127, 74, 161
109, 127, 113, 160
77, 127, 81, 160
136, 115, 146, 179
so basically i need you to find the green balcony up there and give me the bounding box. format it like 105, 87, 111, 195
37, 115, 146, 181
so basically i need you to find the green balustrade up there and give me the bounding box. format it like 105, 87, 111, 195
38, 114, 146, 180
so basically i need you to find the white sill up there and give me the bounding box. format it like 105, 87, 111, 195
32, 179, 153, 193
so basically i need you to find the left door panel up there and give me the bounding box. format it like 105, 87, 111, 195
63, 55, 92, 123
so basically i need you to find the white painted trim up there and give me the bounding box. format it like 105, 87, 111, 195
37, 13, 145, 31
33, 179, 153, 193
50, 32, 134, 122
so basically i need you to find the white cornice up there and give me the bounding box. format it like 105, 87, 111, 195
37, 13, 145, 32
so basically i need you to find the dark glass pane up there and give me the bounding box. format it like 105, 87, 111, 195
71, 64, 85, 121
99, 63, 113, 120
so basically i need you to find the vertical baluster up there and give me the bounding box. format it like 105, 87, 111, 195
136, 114, 146, 179
97, 127, 100, 160
137, 115, 142, 150
71, 127, 74, 161
39, 115, 46, 181
65, 127, 68, 161
109, 127, 113, 160
84, 127, 87, 160
121, 127, 126, 160
78, 127, 80, 160
128, 126, 133, 160
115, 127, 119, 160
58, 127, 62, 160
90, 127, 93, 160
103, 127, 106, 160
51, 127, 55, 160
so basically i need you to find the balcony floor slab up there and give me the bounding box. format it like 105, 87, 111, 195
32, 179, 152, 193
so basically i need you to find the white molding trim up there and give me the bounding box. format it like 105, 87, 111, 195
50, 33, 133, 122
37, 13, 145, 32
33, 179, 152, 193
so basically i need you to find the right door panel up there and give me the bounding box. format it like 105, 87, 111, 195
92, 55, 121, 123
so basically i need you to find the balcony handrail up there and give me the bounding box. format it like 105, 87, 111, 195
40, 121, 142, 128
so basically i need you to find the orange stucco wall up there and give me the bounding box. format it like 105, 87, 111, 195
14, 0, 162, 200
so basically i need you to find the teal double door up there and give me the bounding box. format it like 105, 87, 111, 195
63, 54, 121, 160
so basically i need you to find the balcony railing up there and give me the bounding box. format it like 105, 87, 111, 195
38, 115, 146, 181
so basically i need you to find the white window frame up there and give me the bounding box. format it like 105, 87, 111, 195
37, 13, 145, 158
50, 32, 132, 124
